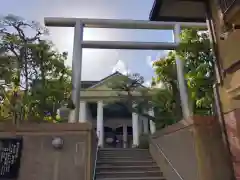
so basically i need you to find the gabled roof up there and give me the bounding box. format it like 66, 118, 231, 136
81, 71, 146, 90
81, 81, 99, 89
80, 71, 122, 89
86, 71, 124, 89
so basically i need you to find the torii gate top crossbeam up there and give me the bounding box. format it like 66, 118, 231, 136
44, 17, 207, 30
45, 17, 207, 122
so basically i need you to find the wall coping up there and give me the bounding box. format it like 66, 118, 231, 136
0, 122, 93, 132
190, 115, 217, 125
151, 115, 217, 138
152, 120, 192, 138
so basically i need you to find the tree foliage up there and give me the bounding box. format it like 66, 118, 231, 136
153, 51, 182, 120
0, 15, 72, 123
178, 29, 214, 113
108, 73, 148, 114
109, 29, 214, 129
153, 29, 214, 117
108, 73, 177, 129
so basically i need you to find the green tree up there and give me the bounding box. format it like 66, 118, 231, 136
28, 40, 72, 121
0, 15, 48, 88
108, 73, 177, 129
179, 29, 214, 114
153, 28, 214, 117
0, 49, 15, 84
153, 51, 182, 120
0, 15, 72, 123
109, 29, 214, 129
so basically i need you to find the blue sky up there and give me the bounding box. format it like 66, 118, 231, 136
0, 0, 173, 84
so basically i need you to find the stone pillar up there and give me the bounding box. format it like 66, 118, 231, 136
79, 101, 86, 123
143, 117, 149, 134
173, 24, 191, 119
149, 108, 156, 134
123, 124, 128, 148
71, 20, 84, 123
97, 101, 104, 147
192, 116, 235, 180
132, 104, 139, 147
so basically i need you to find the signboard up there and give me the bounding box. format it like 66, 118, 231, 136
0, 137, 23, 179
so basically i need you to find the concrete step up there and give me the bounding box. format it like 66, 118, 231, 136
95, 149, 165, 180
98, 154, 151, 159
99, 149, 148, 152
98, 156, 153, 160
99, 152, 151, 155
96, 177, 165, 180
97, 160, 156, 167
96, 170, 163, 178
99, 152, 150, 157
99, 150, 149, 154
100, 148, 149, 151
96, 165, 160, 173
99, 149, 149, 154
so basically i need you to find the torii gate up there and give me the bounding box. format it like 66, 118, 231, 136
44, 17, 206, 123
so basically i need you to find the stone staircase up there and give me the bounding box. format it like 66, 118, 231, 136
95, 148, 165, 180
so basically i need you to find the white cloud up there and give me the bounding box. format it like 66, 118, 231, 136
143, 80, 152, 87
146, 56, 154, 68
156, 50, 170, 60
112, 59, 130, 75
146, 50, 170, 70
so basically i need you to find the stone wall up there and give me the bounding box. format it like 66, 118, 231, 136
149, 120, 198, 180
0, 123, 97, 180
149, 116, 234, 180
224, 109, 240, 179
209, 0, 240, 111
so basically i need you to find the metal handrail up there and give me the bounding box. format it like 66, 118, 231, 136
150, 138, 184, 180
92, 131, 100, 180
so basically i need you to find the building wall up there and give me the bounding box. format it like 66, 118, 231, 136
210, 1, 240, 179
86, 104, 93, 121
90, 117, 133, 147
91, 118, 132, 129
210, 0, 240, 112
0, 123, 97, 180
80, 89, 142, 100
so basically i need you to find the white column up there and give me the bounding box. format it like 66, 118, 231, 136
143, 117, 149, 134
71, 20, 84, 123
97, 101, 104, 147
68, 110, 75, 123
132, 104, 139, 147
149, 108, 156, 134
79, 101, 87, 122
173, 24, 191, 119
123, 124, 128, 148
56, 109, 60, 117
